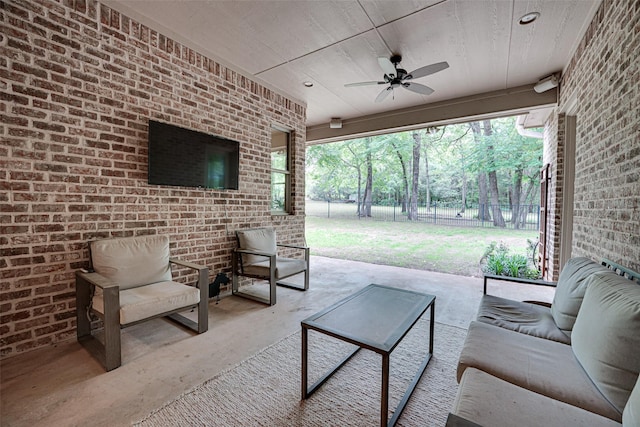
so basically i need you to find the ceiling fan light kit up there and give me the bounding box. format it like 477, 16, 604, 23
345, 54, 449, 102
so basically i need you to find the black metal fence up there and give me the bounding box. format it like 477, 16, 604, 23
306, 200, 540, 231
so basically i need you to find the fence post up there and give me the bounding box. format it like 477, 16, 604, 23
327, 200, 330, 218
393, 203, 396, 222
433, 201, 437, 224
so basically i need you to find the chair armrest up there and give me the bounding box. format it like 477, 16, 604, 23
277, 243, 309, 250
277, 243, 310, 263
75, 270, 117, 290
170, 258, 208, 272
233, 248, 277, 259
483, 274, 556, 295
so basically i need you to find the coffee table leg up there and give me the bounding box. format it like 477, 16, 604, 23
429, 301, 435, 354
381, 353, 390, 427
301, 326, 308, 399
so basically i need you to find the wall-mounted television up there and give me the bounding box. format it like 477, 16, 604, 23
148, 120, 240, 190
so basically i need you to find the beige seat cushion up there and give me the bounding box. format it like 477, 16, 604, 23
571, 271, 640, 414
90, 235, 172, 290
93, 281, 200, 325
236, 228, 277, 266
242, 257, 307, 279
550, 257, 610, 334
457, 321, 621, 421
477, 294, 570, 344
453, 367, 622, 427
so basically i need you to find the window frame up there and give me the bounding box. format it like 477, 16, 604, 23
271, 126, 292, 214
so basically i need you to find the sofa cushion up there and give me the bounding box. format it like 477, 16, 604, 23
90, 235, 172, 290
452, 367, 622, 427
571, 271, 640, 414
457, 321, 621, 421
242, 257, 307, 279
93, 280, 200, 325
550, 257, 611, 334
477, 294, 570, 344
236, 228, 277, 266
623, 376, 640, 427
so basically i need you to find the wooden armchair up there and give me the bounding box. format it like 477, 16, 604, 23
75, 234, 208, 371
232, 228, 309, 306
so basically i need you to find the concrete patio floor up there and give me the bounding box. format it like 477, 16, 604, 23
1, 256, 554, 427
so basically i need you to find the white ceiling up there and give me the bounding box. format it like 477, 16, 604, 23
106, 0, 600, 131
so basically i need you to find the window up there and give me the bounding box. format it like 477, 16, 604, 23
271, 127, 291, 213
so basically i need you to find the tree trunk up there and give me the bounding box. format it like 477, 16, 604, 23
511, 168, 523, 228
469, 122, 491, 220
392, 141, 410, 213
362, 144, 373, 217
483, 120, 506, 227
478, 173, 490, 219
518, 172, 538, 228
460, 152, 467, 213
518, 180, 535, 228
356, 167, 362, 216
424, 138, 432, 212
409, 131, 421, 220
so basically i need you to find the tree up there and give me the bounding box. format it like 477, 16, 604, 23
482, 120, 506, 227
469, 122, 491, 221
409, 131, 422, 220
389, 135, 411, 213
361, 137, 373, 217
305, 116, 542, 228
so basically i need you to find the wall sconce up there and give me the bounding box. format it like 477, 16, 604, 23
330, 118, 342, 129
534, 74, 559, 93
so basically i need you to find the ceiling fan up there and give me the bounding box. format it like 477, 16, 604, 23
345, 54, 449, 102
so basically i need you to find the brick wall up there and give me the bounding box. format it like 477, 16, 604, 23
546, 0, 639, 274
1, 0, 307, 358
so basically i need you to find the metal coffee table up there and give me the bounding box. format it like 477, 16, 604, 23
301, 284, 436, 427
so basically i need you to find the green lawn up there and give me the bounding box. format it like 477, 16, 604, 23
305, 216, 537, 277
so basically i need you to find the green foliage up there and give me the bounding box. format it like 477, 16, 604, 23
306, 117, 542, 208
481, 240, 541, 279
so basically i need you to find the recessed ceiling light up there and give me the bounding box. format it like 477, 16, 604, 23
519, 12, 540, 25
303, 81, 313, 87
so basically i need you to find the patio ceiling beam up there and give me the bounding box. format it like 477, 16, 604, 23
306, 84, 557, 144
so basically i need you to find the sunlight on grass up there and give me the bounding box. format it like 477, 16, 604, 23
305, 216, 537, 277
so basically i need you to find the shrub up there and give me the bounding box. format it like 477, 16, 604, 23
481, 241, 541, 279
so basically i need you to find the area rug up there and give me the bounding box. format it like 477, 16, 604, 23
135, 321, 467, 426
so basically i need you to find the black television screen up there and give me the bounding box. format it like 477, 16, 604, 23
148, 120, 240, 190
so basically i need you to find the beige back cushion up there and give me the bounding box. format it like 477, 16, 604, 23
550, 257, 610, 333
624, 375, 640, 426
571, 271, 640, 414
90, 235, 172, 290
236, 228, 277, 266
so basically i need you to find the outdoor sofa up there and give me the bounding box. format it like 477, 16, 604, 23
447, 258, 640, 427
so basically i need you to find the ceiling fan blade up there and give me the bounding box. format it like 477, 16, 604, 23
344, 81, 386, 87
407, 61, 449, 79
375, 87, 392, 103
378, 57, 396, 77
403, 82, 434, 96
